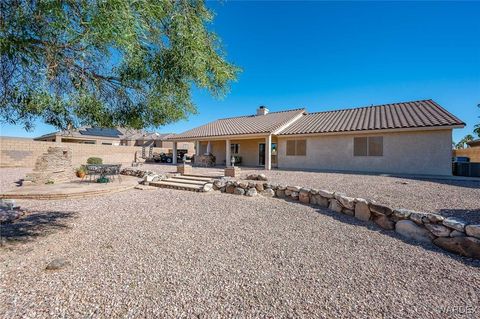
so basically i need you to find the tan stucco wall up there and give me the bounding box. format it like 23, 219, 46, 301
198, 138, 271, 167
277, 129, 453, 176
0, 137, 169, 168
231, 138, 265, 166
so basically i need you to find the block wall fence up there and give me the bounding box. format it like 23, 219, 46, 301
453, 148, 480, 162
0, 137, 168, 168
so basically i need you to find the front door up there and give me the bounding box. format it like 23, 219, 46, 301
258, 143, 265, 166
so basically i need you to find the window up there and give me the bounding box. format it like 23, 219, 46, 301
286, 139, 307, 156
102, 142, 112, 145
354, 136, 383, 156
230, 143, 240, 154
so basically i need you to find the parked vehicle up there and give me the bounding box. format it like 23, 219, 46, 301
152, 153, 184, 163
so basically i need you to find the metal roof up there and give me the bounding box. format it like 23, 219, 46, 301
279, 100, 464, 135
170, 109, 305, 139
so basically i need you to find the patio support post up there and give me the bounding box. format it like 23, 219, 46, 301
226, 139, 231, 167
265, 135, 272, 170
195, 141, 200, 155
206, 141, 211, 155
173, 142, 178, 164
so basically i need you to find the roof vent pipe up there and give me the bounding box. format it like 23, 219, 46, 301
257, 105, 269, 116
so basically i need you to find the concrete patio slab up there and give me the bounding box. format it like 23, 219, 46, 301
0, 176, 140, 200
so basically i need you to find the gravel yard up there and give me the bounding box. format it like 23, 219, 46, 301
1, 166, 479, 317
1, 167, 480, 318
140, 164, 480, 223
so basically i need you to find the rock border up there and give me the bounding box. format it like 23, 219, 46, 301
211, 178, 480, 260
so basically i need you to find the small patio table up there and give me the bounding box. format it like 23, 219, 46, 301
85, 164, 122, 183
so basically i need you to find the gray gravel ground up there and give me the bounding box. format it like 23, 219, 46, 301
140, 164, 480, 223
1, 181, 480, 318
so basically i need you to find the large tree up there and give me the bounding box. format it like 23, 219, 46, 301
0, 0, 239, 130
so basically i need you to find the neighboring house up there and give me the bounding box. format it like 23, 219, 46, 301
35, 127, 195, 154
168, 100, 465, 175
466, 139, 480, 148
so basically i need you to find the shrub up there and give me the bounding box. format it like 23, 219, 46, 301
87, 157, 103, 164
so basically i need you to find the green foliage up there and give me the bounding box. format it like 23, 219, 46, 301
0, 0, 240, 130
455, 134, 474, 149
86, 157, 103, 164
474, 104, 480, 138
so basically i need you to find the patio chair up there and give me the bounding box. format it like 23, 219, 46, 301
85, 164, 103, 182
104, 164, 122, 183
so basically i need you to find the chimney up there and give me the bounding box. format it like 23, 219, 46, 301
256, 105, 269, 116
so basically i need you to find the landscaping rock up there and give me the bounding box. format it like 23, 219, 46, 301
369, 203, 393, 216
410, 211, 429, 225
258, 173, 268, 181
245, 188, 258, 197
329, 199, 343, 213
318, 189, 334, 199
443, 218, 466, 232
354, 198, 371, 222
276, 189, 286, 198
144, 174, 159, 183
277, 185, 286, 191
425, 213, 444, 223
255, 183, 264, 192
213, 179, 226, 189
310, 188, 319, 195
373, 215, 395, 230
226, 184, 236, 194
425, 223, 451, 237
203, 183, 213, 192
395, 220, 434, 244
336, 195, 355, 210
433, 237, 480, 259
450, 230, 466, 238
290, 192, 299, 200
261, 189, 275, 197
238, 181, 248, 189
46, 258, 70, 271
315, 195, 329, 208
393, 209, 413, 220
299, 191, 310, 204
465, 225, 480, 239
285, 189, 292, 196
233, 187, 245, 195
287, 186, 301, 192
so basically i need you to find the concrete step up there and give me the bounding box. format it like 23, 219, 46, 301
173, 175, 213, 182
183, 173, 222, 179
167, 178, 208, 185
150, 180, 204, 192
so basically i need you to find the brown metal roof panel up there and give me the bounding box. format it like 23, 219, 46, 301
279, 99, 463, 135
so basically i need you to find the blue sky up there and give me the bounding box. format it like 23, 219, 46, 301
1, 1, 479, 142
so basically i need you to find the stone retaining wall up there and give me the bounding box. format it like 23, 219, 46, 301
211, 178, 480, 260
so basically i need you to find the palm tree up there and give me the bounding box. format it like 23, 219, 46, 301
455, 134, 474, 149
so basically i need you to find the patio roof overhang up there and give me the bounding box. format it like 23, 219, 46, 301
167, 133, 272, 142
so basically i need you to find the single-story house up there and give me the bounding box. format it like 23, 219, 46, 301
168, 100, 465, 175
35, 127, 194, 154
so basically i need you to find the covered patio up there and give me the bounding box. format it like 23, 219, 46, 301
171, 135, 278, 170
